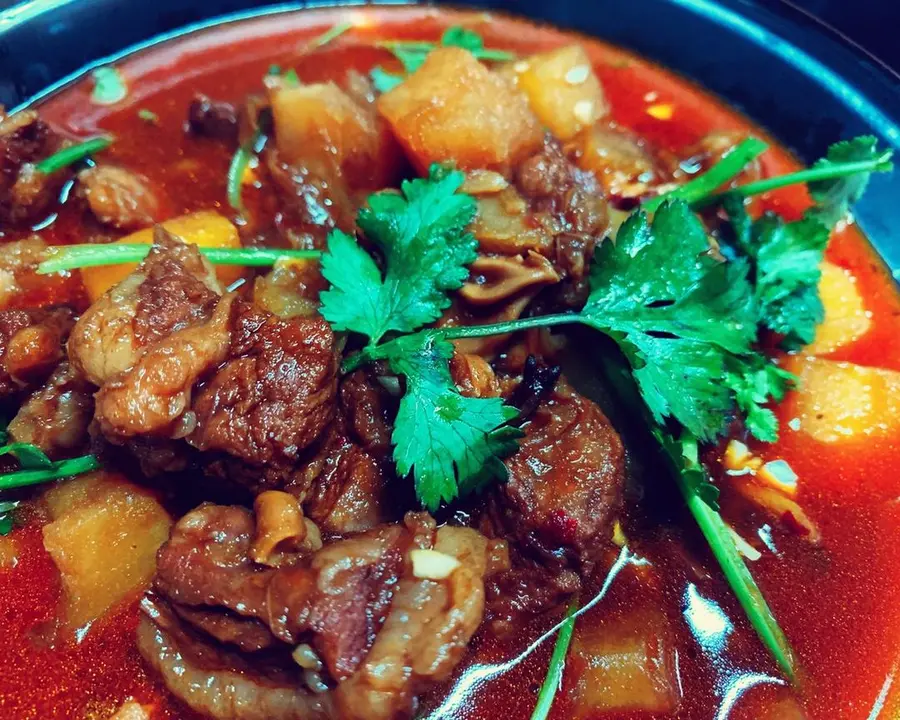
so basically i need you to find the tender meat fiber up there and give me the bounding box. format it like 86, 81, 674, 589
493, 381, 625, 565
252, 259, 326, 319
133, 229, 221, 345
0, 110, 69, 226
188, 303, 338, 492
77, 165, 163, 230
7, 362, 92, 457
262, 150, 357, 249
94, 293, 235, 442
486, 563, 581, 634
299, 413, 394, 535
187, 94, 240, 143
144, 505, 494, 720
137, 601, 333, 720
0, 307, 73, 400
68, 231, 222, 386
339, 370, 393, 455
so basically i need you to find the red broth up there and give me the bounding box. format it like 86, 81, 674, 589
1, 6, 899, 719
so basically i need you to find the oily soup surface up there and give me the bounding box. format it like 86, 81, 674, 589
1, 6, 899, 720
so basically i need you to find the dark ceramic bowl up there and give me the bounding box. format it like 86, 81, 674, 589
2, 0, 899, 269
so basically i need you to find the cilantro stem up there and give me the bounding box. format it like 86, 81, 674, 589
342, 313, 578, 373
643, 137, 769, 212
594, 348, 797, 680
531, 600, 578, 720
227, 130, 265, 211
35, 136, 113, 175
37, 244, 321, 275
698, 149, 895, 206
672, 438, 797, 680
375, 39, 516, 62
307, 22, 353, 50
0, 454, 100, 490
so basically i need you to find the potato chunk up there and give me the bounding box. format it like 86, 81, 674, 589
515, 45, 609, 141
378, 47, 542, 172
271, 81, 391, 187
573, 608, 680, 716
786, 356, 900, 443
42, 473, 172, 631
80, 211, 241, 302
806, 261, 871, 355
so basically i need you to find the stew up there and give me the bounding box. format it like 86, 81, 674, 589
0, 6, 897, 720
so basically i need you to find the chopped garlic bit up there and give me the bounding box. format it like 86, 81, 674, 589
723, 440, 799, 496
726, 524, 762, 562
724, 440, 751, 470
292, 642, 323, 671
612, 520, 627, 548
410, 549, 461, 580
788, 417, 802, 432
646, 103, 674, 120
573, 100, 595, 125
758, 459, 799, 497
643, 90, 659, 102
513, 60, 530, 73
565, 65, 590, 85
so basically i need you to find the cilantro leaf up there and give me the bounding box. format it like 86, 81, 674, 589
725, 356, 797, 442
384, 334, 521, 511
320, 165, 477, 345
441, 26, 485, 52
371, 26, 515, 91
91, 66, 127, 105
725, 203, 829, 349
807, 135, 894, 228
0, 442, 52, 469
0, 500, 18, 536
582, 201, 756, 440
370, 67, 404, 93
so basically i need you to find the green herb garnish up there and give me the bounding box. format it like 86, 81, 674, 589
321, 164, 478, 346
37, 244, 320, 275
307, 21, 353, 50
226, 129, 265, 211
137, 109, 159, 124
694, 135, 893, 211
530, 600, 578, 720
90, 66, 128, 105
370, 25, 515, 92
0, 454, 100, 491
0, 501, 19, 535
35, 136, 113, 175
643, 137, 769, 212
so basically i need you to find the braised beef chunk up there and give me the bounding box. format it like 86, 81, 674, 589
146, 503, 497, 720
133, 228, 221, 344
77, 165, 163, 231
0, 306, 73, 400
493, 381, 625, 565
187, 94, 240, 143
514, 136, 610, 308
7, 362, 92, 457
300, 412, 394, 534
68, 231, 223, 387
0, 110, 69, 226
188, 303, 339, 492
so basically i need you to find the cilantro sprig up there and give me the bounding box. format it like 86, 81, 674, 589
321, 164, 478, 346
320, 164, 517, 510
